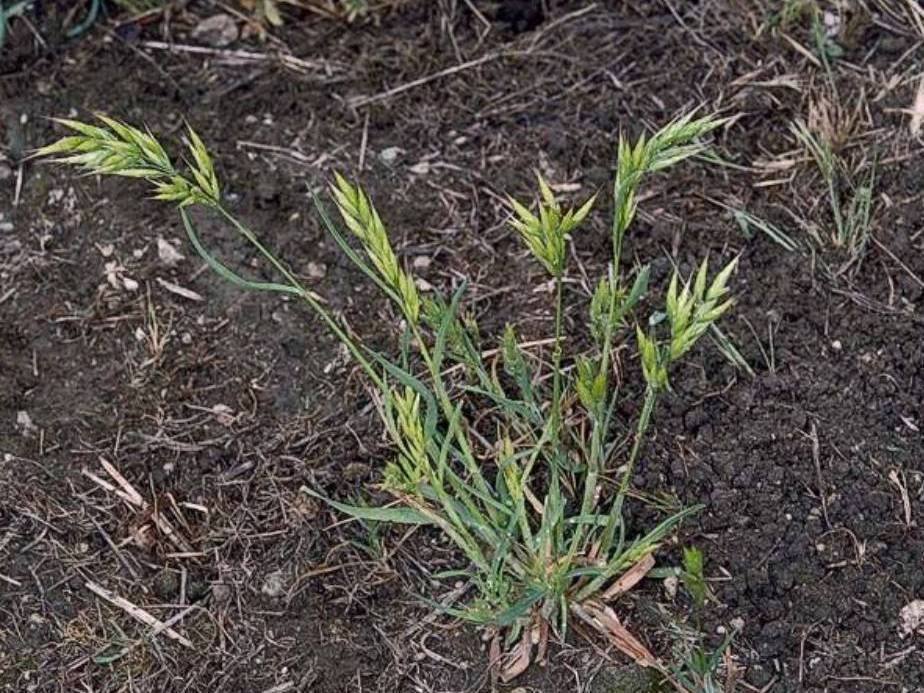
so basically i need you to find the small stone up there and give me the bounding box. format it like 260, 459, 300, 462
730, 616, 745, 631
212, 583, 232, 603
412, 255, 431, 269
191, 14, 239, 47
899, 600, 924, 637
831, 340, 842, 351
157, 237, 185, 267
663, 575, 678, 599
378, 146, 403, 165
294, 490, 320, 520
212, 404, 235, 426
261, 571, 286, 598
16, 410, 36, 435
307, 262, 327, 279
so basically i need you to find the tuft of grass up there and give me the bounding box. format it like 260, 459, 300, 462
668, 628, 738, 693
790, 118, 876, 259
658, 546, 739, 693
40, 111, 737, 679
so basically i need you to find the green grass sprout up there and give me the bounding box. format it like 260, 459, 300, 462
790, 118, 876, 259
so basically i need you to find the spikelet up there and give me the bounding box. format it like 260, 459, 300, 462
38, 114, 220, 207
330, 173, 420, 323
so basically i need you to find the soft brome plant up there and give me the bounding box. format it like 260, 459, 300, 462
40, 111, 736, 680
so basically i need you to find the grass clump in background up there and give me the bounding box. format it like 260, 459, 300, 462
40, 111, 736, 683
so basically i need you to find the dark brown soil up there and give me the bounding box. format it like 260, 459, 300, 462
2, 1, 923, 691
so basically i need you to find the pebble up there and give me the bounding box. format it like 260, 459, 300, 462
899, 600, 924, 636
191, 14, 239, 47
294, 491, 320, 520
157, 237, 185, 267
261, 571, 286, 598
212, 583, 232, 603
16, 410, 36, 435
307, 261, 326, 279
378, 146, 404, 165
663, 575, 678, 599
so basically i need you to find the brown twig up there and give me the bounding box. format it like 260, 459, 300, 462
85, 580, 194, 648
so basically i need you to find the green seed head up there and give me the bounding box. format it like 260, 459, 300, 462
38, 115, 220, 207
507, 174, 596, 277
331, 174, 420, 323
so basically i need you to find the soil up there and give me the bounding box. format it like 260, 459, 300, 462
2, 1, 924, 692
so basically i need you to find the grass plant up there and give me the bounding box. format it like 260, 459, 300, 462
790, 118, 876, 259
40, 111, 736, 678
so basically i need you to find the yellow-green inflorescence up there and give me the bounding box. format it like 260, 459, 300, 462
38, 114, 220, 208
330, 172, 421, 325
507, 173, 596, 277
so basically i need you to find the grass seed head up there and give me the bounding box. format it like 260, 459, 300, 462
507, 174, 596, 277
382, 385, 429, 491
38, 115, 221, 207
667, 257, 737, 362
331, 173, 420, 323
